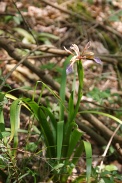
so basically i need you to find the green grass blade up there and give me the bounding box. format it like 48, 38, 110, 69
38, 107, 56, 157
83, 141, 92, 183
5, 94, 31, 112
63, 92, 75, 145
77, 60, 84, 89
62, 122, 77, 157
14, 28, 35, 43
67, 92, 74, 123
62, 129, 83, 182
0, 92, 5, 102
9, 99, 21, 142
38, 32, 59, 40
59, 56, 71, 121
41, 106, 57, 130
66, 128, 82, 159
80, 111, 122, 125
72, 61, 83, 119
22, 98, 57, 157
67, 60, 84, 123
35, 81, 65, 110
0, 107, 5, 140
41, 106, 57, 144
0, 108, 5, 132
10, 99, 21, 156
57, 120, 64, 161
71, 140, 84, 165
22, 98, 39, 119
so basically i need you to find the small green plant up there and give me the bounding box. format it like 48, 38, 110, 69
0, 42, 94, 182
21, 49, 93, 182
87, 88, 111, 104
108, 9, 122, 22
91, 165, 122, 183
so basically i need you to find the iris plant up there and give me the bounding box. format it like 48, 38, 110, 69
64, 42, 102, 74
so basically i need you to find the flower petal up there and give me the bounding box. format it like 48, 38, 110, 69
66, 64, 74, 74
66, 55, 78, 74
70, 55, 78, 63
94, 57, 102, 64
64, 46, 74, 55
70, 44, 80, 56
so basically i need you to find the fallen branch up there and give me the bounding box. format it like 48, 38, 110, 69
98, 124, 121, 180
14, 42, 120, 64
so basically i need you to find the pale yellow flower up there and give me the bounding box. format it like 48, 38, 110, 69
64, 44, 80, 74
64, 42, 102, 74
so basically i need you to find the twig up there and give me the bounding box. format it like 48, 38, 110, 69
98, 54, 122, 58
97, 124, 121, 181
14, 42, 68, 56
80, 111, 122, 145
115, 143, 122, 156
14, 42, 121, 64
0, 54, 59, 61
0, 13, 15, 16
76, 119, 107, 146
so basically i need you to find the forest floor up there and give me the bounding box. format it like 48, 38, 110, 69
0, 0, 122, 182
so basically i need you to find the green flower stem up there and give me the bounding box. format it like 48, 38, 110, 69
72, 60, 84, 119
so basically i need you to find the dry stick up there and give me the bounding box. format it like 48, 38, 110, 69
98, 54, 122, 59
80, 112, 122, 145
0, 54, 59, 62
115, 143, 122, 156
76, 119, 107, 146
14, 42, 68, 56
0, 37, 122, 145
0, 13, 15, 16
14, 42, 121, 64
97, 124, 121, 181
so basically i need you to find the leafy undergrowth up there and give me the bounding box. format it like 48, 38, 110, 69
0, 0, 122, 182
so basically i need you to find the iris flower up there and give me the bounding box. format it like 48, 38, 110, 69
64, 42, 102, 74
